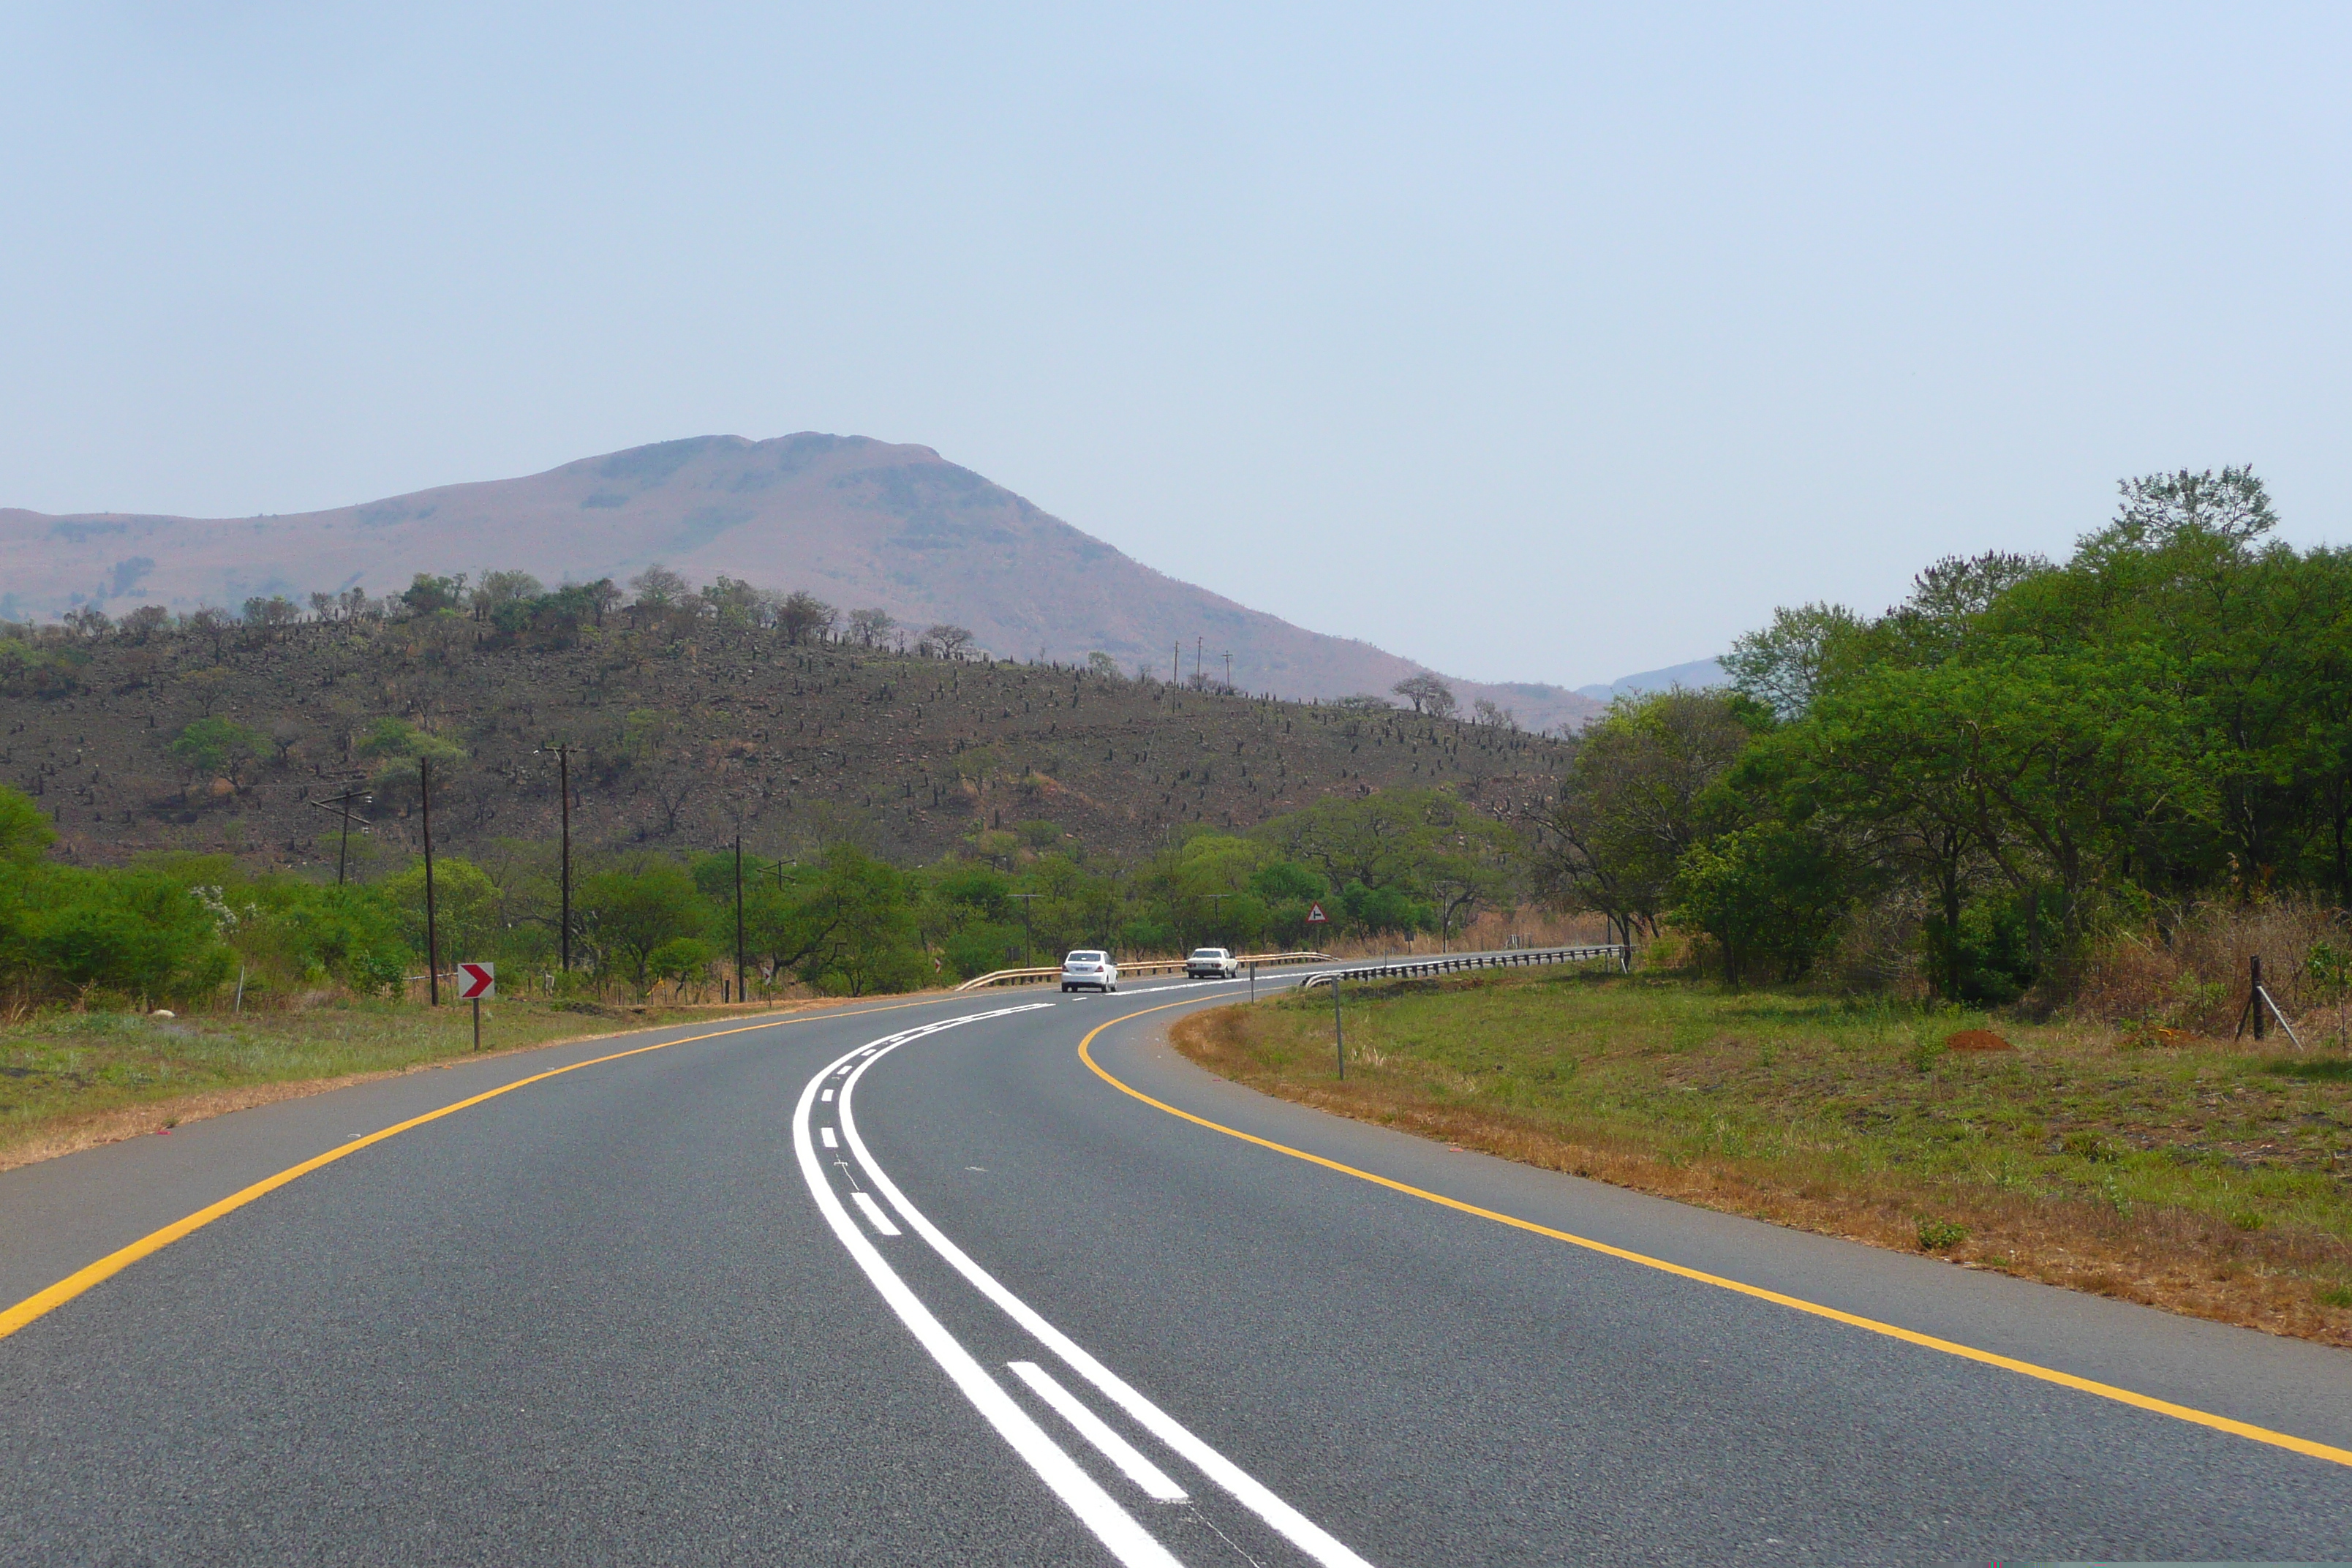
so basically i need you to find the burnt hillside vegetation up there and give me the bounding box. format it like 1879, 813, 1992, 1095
1, 611, 1565, 877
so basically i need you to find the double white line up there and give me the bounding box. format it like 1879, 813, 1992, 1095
791, 1006, 1373, 1568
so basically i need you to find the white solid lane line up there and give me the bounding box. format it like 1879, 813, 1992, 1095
791, 1009, 1183, 1568
1009, 1360, 1189, 1503
821, 1126, 838, 1148
842, 1035, 1376, 1568
852, 1191, 902, 1237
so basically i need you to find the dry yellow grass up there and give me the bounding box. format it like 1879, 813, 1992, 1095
0, 991, 900, 1172
1172, 969, 2352, 1348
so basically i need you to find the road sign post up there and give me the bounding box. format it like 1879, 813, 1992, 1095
1305, 900, 1332, 1068
1333, 973, 1344, 1081
457, 962, 494, 1051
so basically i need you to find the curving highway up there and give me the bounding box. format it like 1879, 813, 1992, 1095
7, 968, 2352, 1564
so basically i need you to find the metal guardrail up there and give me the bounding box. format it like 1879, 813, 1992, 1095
954, 951, 1333, 992
1296, 944, 1629, 990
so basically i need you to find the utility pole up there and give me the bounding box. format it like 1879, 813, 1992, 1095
1205, 891, 1233, 943
421, 757, 440, 1006
734, 832, 747, 1003
1221, 651, 1232, 693
1195, 636, 1203, 687
308, 788, 372, 886
557, 744, 572, 973
1011, 892, 1040, 968
1172, 643, 1180, 685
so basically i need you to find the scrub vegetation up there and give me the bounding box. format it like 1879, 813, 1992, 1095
0, 564, 1560, 871
1175, 965, 2352, 1346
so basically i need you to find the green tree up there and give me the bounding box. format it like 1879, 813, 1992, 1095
0, 867, 233, 1000
791, 845, 927, 995
1257, 791, 1435, 896
649, 935, 717, 992
0, 784, 57, 865
1536, 691, 1755, 942
1667, 823, 1850, 986
381, 856, 503, 968
1722, 603, 1866, 720
168, 717, 265, 784
578, 856, 707, 998
399, 573, 468, 617
236, 879, 411, 995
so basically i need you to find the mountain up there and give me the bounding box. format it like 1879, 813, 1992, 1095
0, 434, 1602, 732
1574, 657, 1727, 704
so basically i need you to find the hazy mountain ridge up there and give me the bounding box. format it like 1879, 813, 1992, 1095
1, 433, 1603, 731
1573, 657, 1728, 704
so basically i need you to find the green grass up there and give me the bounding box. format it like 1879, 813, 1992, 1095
0, 996, 728, 1163
1177, 965, 2352, 1341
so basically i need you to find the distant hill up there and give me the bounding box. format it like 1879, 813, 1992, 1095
0, 433, 1602, 733
1574, 657, 1727, 704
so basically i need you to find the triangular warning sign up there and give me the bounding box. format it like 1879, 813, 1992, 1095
1305, 902, 1328, 924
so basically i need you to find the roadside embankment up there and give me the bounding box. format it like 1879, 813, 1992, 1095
1172, 967, 2352, 1347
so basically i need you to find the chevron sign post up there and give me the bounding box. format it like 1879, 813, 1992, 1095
458, 962, 494, 1051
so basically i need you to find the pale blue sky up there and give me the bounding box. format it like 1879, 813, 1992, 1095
4, 4, 2345, 687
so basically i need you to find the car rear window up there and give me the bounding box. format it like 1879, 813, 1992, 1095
1066, 951, 1106, 962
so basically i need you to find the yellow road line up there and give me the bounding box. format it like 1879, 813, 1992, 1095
0, 995, 952, 1344
1079, 999, 2352, 1471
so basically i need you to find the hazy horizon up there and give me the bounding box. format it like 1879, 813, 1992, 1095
4, 4, 2345, 689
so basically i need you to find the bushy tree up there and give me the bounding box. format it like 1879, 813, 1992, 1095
168, 717, 266, 786
1536, 690, 1756, 942
399, 573, 468, 617
578, 856, 707, 998
1392, 673, 1458, 718
381, 856, 503, 969
779, 591, 837, 645
1667, 823, 1849, 986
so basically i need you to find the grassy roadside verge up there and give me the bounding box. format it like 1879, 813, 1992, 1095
0, 994, 882, 1172
1171, 966, 2352, 1348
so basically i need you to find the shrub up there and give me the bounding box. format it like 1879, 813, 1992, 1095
1916, 1218, 1969, 1251
168, 717, 265, 783
2075, 896, 2340, 1035
649, 936, 717, 991
0, 864, 233, 1001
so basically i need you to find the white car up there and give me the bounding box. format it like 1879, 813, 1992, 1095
1186, 946, 1241, 979
1060, 951, 1119, 992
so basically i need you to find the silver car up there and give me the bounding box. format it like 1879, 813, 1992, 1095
1060, 950, 1119, 992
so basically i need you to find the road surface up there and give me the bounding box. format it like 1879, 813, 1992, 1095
6, 965, 2352, 1564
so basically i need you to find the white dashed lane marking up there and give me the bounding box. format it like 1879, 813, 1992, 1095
852, 1191, 902, 1237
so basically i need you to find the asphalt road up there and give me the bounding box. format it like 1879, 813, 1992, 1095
7, 966, 2352, 1564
